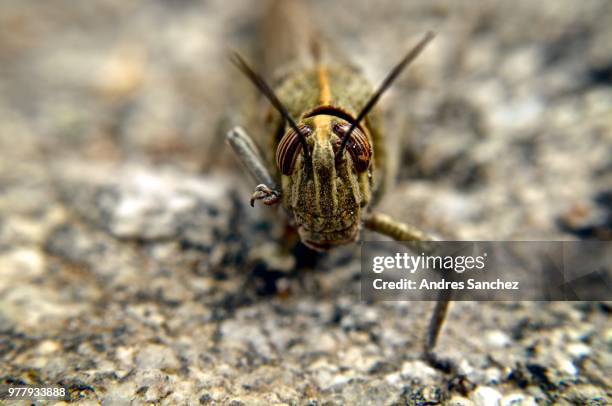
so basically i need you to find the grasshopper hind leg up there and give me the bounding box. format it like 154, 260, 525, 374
364, 212, 458, 374
423, 292, 454, 373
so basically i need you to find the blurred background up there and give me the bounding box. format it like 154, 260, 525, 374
0, 0, 610, 404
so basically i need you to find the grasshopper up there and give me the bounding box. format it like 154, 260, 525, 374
226, 1, 454, 372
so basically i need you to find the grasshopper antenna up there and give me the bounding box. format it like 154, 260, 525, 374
230, 52, 311, 164
336, 31, 435, 165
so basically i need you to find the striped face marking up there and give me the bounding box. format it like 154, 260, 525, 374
317, 66, 332, 104
314, 66, 333, 144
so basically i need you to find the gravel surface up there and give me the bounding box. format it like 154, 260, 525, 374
0, 0, 610, 404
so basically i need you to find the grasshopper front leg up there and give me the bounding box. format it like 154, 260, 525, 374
226, 126, 281, 207
364, 212, 456, 373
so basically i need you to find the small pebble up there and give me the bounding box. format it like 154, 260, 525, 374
384, 372, 402, 386
605, 328, 612, 344
556, 357, 578, 376
458, 359, 475, 377
135, 344, 180, 370
400, 360, 437, 382
566, 342, 591, 358
471, 386, 502, 406
485, 330, 511, 348
484, 367, 502, 384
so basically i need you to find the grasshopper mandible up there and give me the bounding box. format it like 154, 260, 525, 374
227, 1, 454, 371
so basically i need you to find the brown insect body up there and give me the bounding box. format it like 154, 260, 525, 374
228, 2, 452, 371
231, 0, 433, 251
268, 66, 386, 250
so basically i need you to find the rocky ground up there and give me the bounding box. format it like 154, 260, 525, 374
0, 0, 611, 404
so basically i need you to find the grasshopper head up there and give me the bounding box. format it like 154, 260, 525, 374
276, 115, 372, 251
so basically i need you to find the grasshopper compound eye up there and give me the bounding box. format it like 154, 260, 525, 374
333, 123, 372, 173
276, 125, 313, 175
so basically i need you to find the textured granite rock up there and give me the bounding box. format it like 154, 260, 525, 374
0, 0, 611, 404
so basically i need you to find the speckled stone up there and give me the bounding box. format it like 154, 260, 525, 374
0, 0, 610, 404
